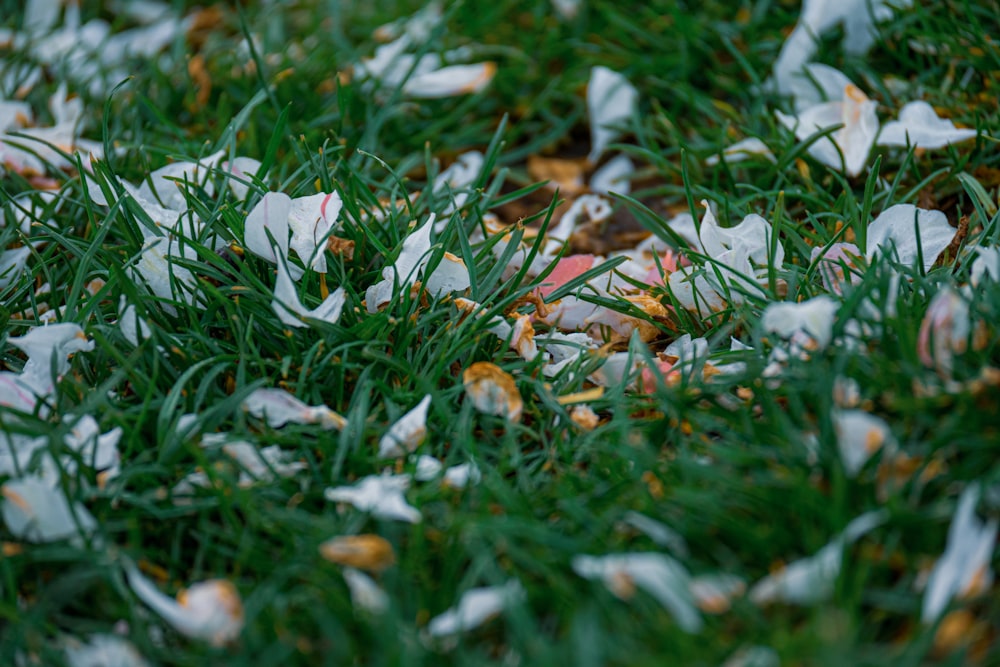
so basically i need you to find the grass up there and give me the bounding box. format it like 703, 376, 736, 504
1, 0, 1000, 665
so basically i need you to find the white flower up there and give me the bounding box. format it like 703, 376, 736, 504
776, 67, 878, 177
272, 259, 347, 328
878, 101, 977, 149
587, 67, 638, 163
866, 204, 955, 272
324, 473, 421, 523
749, 510, 885, 605
833, 409, 894, 476
125, 563, 244, 646
922, 484, 997, 623
1, 476, 97, 544
365, 215, 435, 313
425, 580, 525, 637
572, 552, 702, 633
242, 388, 346, 430
378, 395, 432, 458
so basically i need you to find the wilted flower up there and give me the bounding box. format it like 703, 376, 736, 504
125, 563, 244, 646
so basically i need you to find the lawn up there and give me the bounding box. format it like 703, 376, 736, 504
1, 0, 999, 665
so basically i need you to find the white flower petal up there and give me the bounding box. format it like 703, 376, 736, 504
866, 204, 954, 272
244, 192, 292, 265
378, 395, 432, 458
63, 634, 150, 667
572, 553, 702, 633
589, 154, 634, 195
878, 101, 977, 149
1, 476, 96, 543
272, 260, 347, 328
922, 484, 998, 622
750, 510, 884, 606
287, 192, 341, 273
587, 67, 638, 163
242, 388, 346, 430
833, 409, 893, 476
425, 252, 471, 297
403, 62, 496, 98
425, 581, 525, 637
125, 563, 243, 646
365, 215, 435, 313
705, 137, 775, 166
761, 296, 839, 356
324, 473, 421, 523
343, 568, 389, 615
